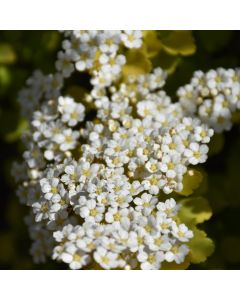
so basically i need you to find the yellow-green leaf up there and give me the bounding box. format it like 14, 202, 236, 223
178, 169, 203, 196
122, 49, 152, 77
143, 31, 162, 58
178, 196, 212, 225
188, 228, 215, 264
161, 31, 196, 56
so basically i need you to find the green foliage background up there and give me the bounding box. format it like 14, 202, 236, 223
0, 31, 240, 269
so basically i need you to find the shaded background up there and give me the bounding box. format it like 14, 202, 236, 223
0, 30, 240, 269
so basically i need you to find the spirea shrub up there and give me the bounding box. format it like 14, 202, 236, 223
12, 30, 240, 269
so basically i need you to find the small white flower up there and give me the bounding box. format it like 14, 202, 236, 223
40, 177, 60, 202
145, 233, 172, 252
157, 198, 179, 217
61, 244, 90, 269
193, 125, 214, 143
121, 30, 142, 49
146, 158, 160, 173
79, 199, 104, 223
54, 129, 80, 151
184, 143, 209, 165
93, 247, 121, 269
165, 244, 189, 264
137, 249, 165, 270
134, 193, 158, 215
159, 154, 186, 178
105, 207, 130, 227
58, 96, 85, 126
171, 223, 193, 242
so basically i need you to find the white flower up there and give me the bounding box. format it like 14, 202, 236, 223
157, 198, 179, 217
142, 174, 165, 195
145, 158, 161, 173
100, 54, 126, 75
109, 191, 132, 208
165, 244, 189, 264
61, 243, 90, 269
137, 100, 156, 117
127, 228, 147, 252
78, 161, 100, 183
58, 96, 85, 126
32, 200, 52, 222
150, 67, 167, 89
105, 207, 130, 227
76, 236, 96, 252
156, 215, 173, 234
133, 193, 158, 215
159, 154, 186, 178
184, 142, 209, 165
171, 223, 193, 242
193, 125, 214, 143
99, 31, 121, 54
121, 30, 142, 49
93, 247, 122, 269
79, 199, 104, 223
40, 177, 60, 202
145, 233, 172, 252
54, 128, 80, 151
128, 181, 144, 196
99, 236, 125, 252
75, 49, 95, 71
137, 249, 165, 270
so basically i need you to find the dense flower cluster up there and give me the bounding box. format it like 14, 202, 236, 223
13, 30, 240, 269
178, 68, 240, 132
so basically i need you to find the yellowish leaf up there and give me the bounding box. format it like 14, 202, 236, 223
122, 49, 152, 77
143, 31, 162, 58
178, 196, 212, 225
178, 169, 203, 196
188, 228, 215, 264
161, 31, 196, 56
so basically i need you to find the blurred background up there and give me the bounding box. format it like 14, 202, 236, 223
0, 30, 240, 269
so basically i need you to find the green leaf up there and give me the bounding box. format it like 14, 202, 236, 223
0, 43, 16, 64
188, 228, 215, 264
160, 31, 196, 56
122, 49, 152, 76
178, 196, 212, 226
178, 169, 203, 196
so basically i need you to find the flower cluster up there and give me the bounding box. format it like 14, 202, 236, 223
13, 30, 239, 270
178, 68, 240, 132
58, 30, 142, 87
